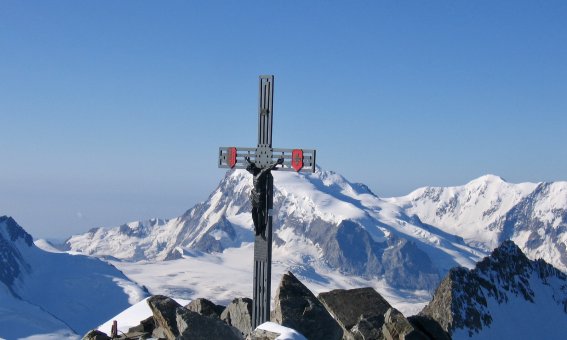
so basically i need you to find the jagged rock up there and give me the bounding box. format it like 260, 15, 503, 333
382, 308, 427, 340
350, 314, 385, 340
318, 287, 392, 336
176, 307, 242, 339
272, 271, 343, 340
82, 329, 110, 340
127, 316, 156, 334
186, 298, 225, 318
407, 315, 450, 340
220, 297, 253, 337
147, 295, 182, 339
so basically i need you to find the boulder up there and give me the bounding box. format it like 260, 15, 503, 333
82, 330, 110, 340
318, 287, 392, 334
272, 271, 342, 340
382, 308, 427, 340
176, 307, 242, 339
220, 297, 253, 337
186, 298, 225, 318
147, 295, 182, 339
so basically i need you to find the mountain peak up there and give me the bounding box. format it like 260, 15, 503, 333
0, 215, 33, 247
468, 174, 507, 185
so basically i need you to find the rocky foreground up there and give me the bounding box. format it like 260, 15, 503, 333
84, 240, 567, 340
84, 270, 445, 340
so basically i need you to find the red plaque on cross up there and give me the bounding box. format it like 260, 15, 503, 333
291, 149, 303, 172
228, 147, 237, 168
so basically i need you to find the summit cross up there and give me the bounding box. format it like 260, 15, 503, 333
217, 75, 317, 328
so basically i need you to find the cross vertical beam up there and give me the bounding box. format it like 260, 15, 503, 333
258, 75, 274, 147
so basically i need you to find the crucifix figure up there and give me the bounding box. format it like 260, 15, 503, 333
245, 156, 284, 236
218, 75, 317, 329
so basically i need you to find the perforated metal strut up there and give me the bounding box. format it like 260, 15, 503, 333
258, 75, 274, 147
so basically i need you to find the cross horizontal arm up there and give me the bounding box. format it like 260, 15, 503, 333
218, 146, 316, 173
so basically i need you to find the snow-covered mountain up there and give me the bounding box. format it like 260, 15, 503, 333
420, 240, 567, 339
390, 175, 567, 272
65, 168, 486, 293
0, 216, 148, 339
63, 169, 567, 307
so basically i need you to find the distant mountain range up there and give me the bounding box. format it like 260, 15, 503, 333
63, 168, 567, 293
0, 216, 147, 339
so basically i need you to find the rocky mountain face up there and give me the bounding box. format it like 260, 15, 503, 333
65, 168, 488, 292
391, 175, 567, 272
0, 216, 33, 296
0, 216, 148, 339
420, 240, 567, 339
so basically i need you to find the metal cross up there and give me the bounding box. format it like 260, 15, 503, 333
218, 75, 317, 328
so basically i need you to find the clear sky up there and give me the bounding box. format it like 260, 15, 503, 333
1, 1, 566, 239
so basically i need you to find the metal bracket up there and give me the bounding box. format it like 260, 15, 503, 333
255, 145, 273, 168
219, 147, 316, 173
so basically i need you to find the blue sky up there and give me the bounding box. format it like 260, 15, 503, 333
1, 1, 566, 238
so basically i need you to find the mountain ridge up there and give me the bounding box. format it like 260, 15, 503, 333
64, 168, 499, 293
420, 240, 567, 339
0, 216, 148, 338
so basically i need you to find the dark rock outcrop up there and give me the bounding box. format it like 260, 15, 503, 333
186, 298, 225, 318
419, 240, 567, 337
0, 216, 33, 294
147, 295, 182, 339
220, 297, 254, 337
272, 271, 343, 340
318, 287, 392, 335
176, 307, 242, 340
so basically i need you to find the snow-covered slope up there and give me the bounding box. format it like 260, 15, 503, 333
420, 240, 567, 339
65, 168, 486, 293
0, 216, 148, 339
390, 175, 567, 272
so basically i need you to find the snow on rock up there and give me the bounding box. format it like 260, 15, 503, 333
390, 177, 567, 272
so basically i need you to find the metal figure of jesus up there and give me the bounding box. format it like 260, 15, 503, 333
245, 156, 284, 236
